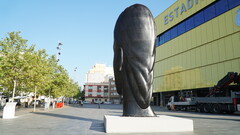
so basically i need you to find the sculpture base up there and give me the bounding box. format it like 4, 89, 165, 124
104, 115, 194, 133
3, 102, 17, 119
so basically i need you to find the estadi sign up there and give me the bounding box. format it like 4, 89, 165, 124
164, 0, 199, 25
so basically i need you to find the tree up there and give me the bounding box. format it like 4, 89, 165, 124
79, 89, 85, 101
0, 31, 81, 107
24, 49, 51, 111
0, 32, 30, 101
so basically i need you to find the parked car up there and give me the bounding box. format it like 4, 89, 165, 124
103, 101, 111, 104
83, 101, 89, 104
32, 100, 43, 107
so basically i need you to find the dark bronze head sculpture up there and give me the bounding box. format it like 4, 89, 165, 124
113, 4, 156, 117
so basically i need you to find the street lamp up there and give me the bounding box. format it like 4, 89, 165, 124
74, 67, 78, 72
56, 42, 63, 62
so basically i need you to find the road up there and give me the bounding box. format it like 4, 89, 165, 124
0, 104, 240, 135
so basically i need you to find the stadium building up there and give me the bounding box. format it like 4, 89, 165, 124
153, 0, 240, 106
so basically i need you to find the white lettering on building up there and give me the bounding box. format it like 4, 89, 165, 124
164, 0, 199, 25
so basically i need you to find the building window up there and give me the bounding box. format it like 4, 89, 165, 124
203, 4, 216, 21
193, 10, 204, 26
88, 92, 92, 97
170, 26, 178, 39
215, 0, 229, 16
97, 86, 102, 90
156, 0, 240, 47
88, 86, 93, 89
186, 17, 194, 31
88, 89, 92, 92
177, 21, 186, 35
104, 86, 108, 90
165, 31, 171, 42
228, 0, 240, 9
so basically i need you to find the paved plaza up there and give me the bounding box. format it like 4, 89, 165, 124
0, 104, 240, 135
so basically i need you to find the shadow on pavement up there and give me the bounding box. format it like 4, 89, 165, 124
33, 112, 105, 133
32, 112, 102, 123
67, 104, 123, 111
165, 114, 240, 122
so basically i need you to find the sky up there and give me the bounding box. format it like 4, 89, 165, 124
0, 0, 176, 88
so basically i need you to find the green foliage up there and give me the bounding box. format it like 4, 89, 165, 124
0, 32, 80, 98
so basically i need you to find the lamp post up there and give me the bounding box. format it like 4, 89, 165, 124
56, 42, 63, 62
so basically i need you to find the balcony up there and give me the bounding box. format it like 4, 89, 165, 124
88, 90, 93, 92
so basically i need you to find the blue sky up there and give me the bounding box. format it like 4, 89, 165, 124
0, 0, 176, 88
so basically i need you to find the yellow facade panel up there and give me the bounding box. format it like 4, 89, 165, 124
200, 45, 207, 65
206, 21, 214, 43
191, 69, 196, 88
231, 59, 240, 73
162, 44, 168, 60
171, 39, 176, 55
217, 39, 226, 61
225, 10, 234, 35
182, 33, 187, 52
178, 36, 183, 53
183, 71, 188, 90
173, 56, 177, 69
231, 32, 240, 58
159, 77, 163, 92
185, 70, 190, 89
211, 41, 219, 63
182, 53, 187, 69
195, 68, 202, 88
239, 59, 240, 72
206, 43, 213, 65
186, 51, 190, 69
178, 53, 183, 68
195, 47, 201, 67
218, 15, 227, 38
233, 6, 240, 32
194, 26, 202, 46
224, 61, 233, 74
224, 36, 234, 60
153, 2, 240, 93
206, 66, 213, 84
175, 38, 180, 55
200, 24, 208, 44
155, 63, 159, 77
192, 28, 198, 48
211, 64, 218, 83
185, 31, 190, 51
156, 47, 162, 62
189, 33, 194, 51
191, 49, 196, 68
217, 62, 225, 80
200, 66, 206, 84
161, 61, 165, 76
211, 18, 220, 40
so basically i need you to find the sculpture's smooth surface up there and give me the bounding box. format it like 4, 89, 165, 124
113, 4, 156, 117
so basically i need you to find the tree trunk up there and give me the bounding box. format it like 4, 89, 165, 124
12, 79, 17, 102
34, 86, 37, 112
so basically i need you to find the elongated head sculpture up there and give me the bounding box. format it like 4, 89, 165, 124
113, 4, 156, 117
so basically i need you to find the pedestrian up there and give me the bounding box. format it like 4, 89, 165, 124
98, 102, 100, 109
80, 100, 83, 106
